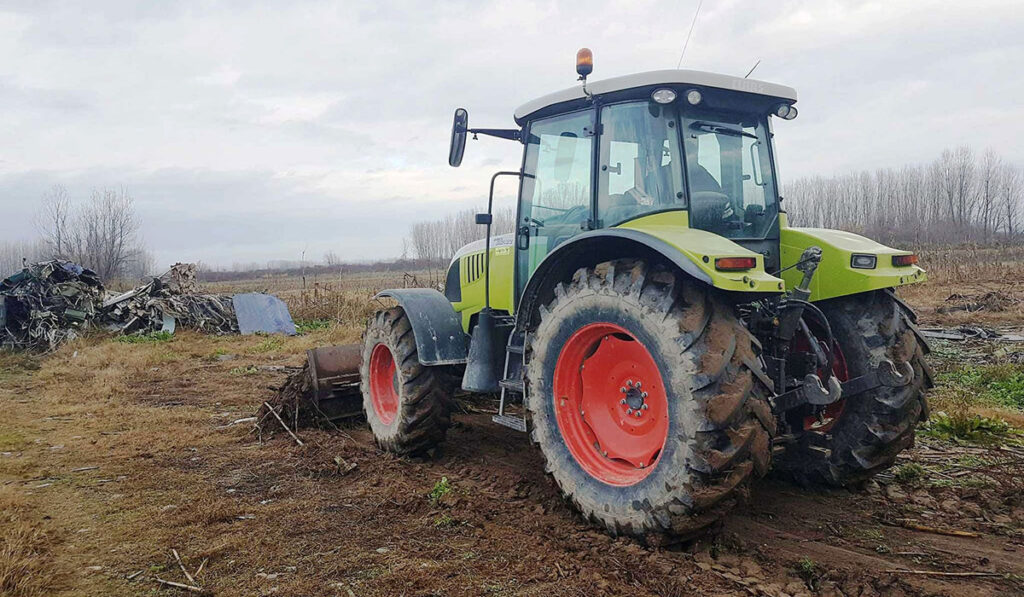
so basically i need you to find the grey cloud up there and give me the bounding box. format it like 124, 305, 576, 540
0, 0, 1021, 267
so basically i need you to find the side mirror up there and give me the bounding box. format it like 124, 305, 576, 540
449, 108, 468, 167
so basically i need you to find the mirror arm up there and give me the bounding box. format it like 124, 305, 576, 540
468, 128, 521, 142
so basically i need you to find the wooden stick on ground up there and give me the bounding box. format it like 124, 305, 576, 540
172, 549, 196, 585
883, 569, 1003, 577
898, 521, 981, 538
154, 577, 204, 593
194, 558, 208, 578
264, 402, 304, 446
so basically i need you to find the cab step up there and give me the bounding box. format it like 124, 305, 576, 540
492, 414, 527, 432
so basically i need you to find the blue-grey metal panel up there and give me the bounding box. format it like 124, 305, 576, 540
376, 288, 469, 365
232, 293, 297, 335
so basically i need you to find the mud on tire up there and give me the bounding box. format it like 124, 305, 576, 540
776, 290, 932, 486
525, 259, 776, 542
360, 307, 453, 455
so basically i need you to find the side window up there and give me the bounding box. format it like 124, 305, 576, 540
597, 102, 682, 226
517, 110, 594, 292
683, 115, 778, 239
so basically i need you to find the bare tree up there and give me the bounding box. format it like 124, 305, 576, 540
1001, 164, 1022, 238
978, 150, 1001, 243
36, 184, 72, 258
36, 186, 144, 281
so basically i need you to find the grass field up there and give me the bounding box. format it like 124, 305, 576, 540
1, 245, 1022, 596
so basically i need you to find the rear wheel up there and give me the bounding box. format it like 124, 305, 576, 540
360, 307, 452, 455
777, 291, 931, 486
525, 259, 776, 542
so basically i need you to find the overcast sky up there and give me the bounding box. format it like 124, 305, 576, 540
2, 0, 1022, 268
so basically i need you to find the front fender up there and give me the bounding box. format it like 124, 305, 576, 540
375, 288, 468, 365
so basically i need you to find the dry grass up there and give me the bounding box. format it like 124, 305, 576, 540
901, 244, 1024, 328
0, 487, 55, 597
204, 269, 444, 324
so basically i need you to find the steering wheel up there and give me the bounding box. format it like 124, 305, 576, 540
689, 191, 739, 232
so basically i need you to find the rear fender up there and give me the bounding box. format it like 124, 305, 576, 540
779, 227, 927, 301
375, 288, 469, 365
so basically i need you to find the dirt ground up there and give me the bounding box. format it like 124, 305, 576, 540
3, 257, 1024, 596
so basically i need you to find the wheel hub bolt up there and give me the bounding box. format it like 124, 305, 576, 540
620, 398, 627, 405
635, 411, 642, 418
626, 408, 633, 415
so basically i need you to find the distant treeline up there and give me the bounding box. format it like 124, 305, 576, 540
196, 258, 443, 283
784, 146, 1022, 244
398, 146, 1022, 266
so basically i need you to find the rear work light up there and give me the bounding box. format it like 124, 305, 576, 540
715, 257, 756, 271
850, 254, 877, 269
892, 254, 919, 267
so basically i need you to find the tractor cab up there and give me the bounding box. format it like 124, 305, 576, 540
450, 49, 799, 300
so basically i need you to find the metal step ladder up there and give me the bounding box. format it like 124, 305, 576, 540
492, 329, 527, 432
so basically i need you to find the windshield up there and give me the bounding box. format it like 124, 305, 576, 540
682, 109, 778, 239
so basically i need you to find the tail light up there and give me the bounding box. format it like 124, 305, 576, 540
715, 257, 756, 271
892, 254, 918, 267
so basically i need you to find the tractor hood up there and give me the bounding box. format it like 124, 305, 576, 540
450, 233, 514, 265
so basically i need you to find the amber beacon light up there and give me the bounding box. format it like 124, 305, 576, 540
576, 48, 593, 79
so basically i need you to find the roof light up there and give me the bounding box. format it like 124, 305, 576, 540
715, 257, 756, 271
576, 48, 593, 78
850, 254, 877, 269
651, 88, 677, 104
685, 89, 702, 105
892, 254, 918, 267
774, 103, 799, 120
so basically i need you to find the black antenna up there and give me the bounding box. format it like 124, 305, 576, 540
676, 0, 703, 68
744, 59, 761, 79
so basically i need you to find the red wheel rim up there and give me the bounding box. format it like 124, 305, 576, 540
552, 322, 669, 486
369, 343, 399, 424
797, 331, 849, 432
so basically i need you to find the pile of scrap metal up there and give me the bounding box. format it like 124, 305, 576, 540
103, 263, 238, 335
1, 261, 297, 351
0, 260, 105, 351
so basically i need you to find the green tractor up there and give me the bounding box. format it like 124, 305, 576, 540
358, 50, 932, 541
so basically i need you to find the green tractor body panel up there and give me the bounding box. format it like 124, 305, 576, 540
778, 224, 926, 301
445, 211, 927, 332
448, 238, 516, 332
616, 211, 785, 294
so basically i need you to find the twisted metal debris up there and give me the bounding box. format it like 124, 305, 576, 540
0, 261, 104, 351
102, 264, 238, 335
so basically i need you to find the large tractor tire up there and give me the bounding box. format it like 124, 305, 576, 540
525, 259, 776, 542
360, 307, 452, 455
777, 290, 931, 486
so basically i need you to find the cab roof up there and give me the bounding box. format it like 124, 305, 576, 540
513, 69, 798, 125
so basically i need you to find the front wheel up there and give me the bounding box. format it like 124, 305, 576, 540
360, 307, 453, 455
526, 259, 776, 542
